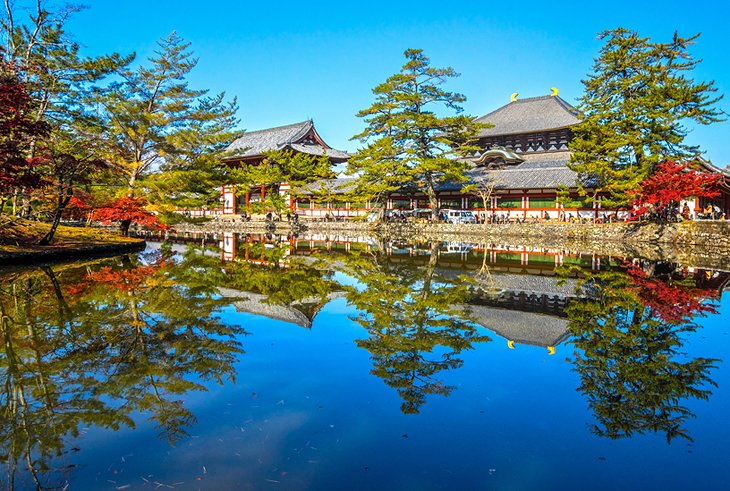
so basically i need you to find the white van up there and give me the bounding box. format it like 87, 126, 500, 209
443, 210, 477, 224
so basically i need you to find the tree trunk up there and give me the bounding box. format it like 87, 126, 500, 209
21, 192, 32, 219
427, 192, 439, 222
39, 187, 72, 245
424, 176, 439, 221
120, 219, 132, 236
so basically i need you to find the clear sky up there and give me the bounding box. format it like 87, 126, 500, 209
62, 0, 730, 166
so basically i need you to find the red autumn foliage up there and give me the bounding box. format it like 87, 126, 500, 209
0, 63, 51, 193
624, 262, 718, 322
67, 195, 91, 210
62, 193, 94, 220
91, 196, 165, 230
631, 161, 721, 218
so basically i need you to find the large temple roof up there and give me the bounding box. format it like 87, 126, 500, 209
474, 95, 581, 137
439, 151, 597, 191
224, 120, 350, 161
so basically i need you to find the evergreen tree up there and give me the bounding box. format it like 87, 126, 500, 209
570, 29, 724, 208
349, 49, 483, 220
228, 150, 334, 213
95, 32, 239, 204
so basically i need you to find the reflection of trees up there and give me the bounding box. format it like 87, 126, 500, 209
223, 241, 338, 318
560, 263, 720, 443
0, 246, 245, 489
340, 248, 490, 414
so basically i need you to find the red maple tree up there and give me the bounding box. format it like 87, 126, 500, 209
0, 62, 50, 198
631, 161, 721, 219
91, 196, 164, 235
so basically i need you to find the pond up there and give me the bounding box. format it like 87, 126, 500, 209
1, 234, 728, 490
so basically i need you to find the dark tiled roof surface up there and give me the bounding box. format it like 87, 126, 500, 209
226, 121, 313, 157
438, 151, 596, 191
225, 120, 349, 161
475, 95, 581, 137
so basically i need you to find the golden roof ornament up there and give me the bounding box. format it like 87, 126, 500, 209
510, 92, 518, 102
550, 87, 559, 97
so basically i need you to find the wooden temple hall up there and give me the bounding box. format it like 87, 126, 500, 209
217, 91, 730, 219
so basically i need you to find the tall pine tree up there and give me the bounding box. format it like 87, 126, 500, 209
95, 32, 239, 207
349, 49, 483, 220
570, 29, 724, 208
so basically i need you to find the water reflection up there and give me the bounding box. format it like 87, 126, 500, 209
0, 247, 245, 489
558, 261, 723, 442
1, 234, 729, 488
339, 247, 490, 414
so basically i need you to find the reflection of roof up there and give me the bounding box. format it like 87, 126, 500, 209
465, 304, 570, 347
474, 95, 581, 137
224, 120, 349, 161
486, 272, 578, 297
218, 287, 344, 328
438, 269, 580, 297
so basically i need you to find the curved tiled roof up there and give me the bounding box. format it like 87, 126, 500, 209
224, 120, 349, 162
299, 177, 358, 195
226, 121, 312, 156
465, 305, 569, 347
438, 151, 597, 191
475, 95, 581, 137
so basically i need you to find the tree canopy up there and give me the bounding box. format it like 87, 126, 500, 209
569, 29, 725, 208
349, 49, 483, 220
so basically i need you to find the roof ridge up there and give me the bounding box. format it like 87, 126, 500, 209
513, 94, 553, 103
241, 120, 311, 135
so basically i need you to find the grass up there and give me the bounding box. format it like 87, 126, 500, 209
0, 215, 141, 255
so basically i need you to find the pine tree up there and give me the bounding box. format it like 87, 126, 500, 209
228, 150, 334, 213
569, 29, 724, 208
95, 32, 239, 203
349, 49, 483, 220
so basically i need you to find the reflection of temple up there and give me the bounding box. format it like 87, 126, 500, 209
467, 306, 569, 352
218, 287, 343, 328
462, 274, 580, 352
219, 231, 375, 263
209, 234, 730, 352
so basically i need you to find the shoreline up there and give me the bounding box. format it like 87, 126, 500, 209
0, 239, 147, 267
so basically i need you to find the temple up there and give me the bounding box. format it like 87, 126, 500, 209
292, 91, 606, 220
213, 92, 730, 219
219, 120, 349, 215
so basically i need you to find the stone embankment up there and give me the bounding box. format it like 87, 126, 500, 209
173, 220, 730, 271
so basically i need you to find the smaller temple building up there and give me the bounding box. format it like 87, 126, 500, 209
220, 120, 349, 215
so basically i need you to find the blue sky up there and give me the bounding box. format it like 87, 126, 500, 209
65, 0, 730, 165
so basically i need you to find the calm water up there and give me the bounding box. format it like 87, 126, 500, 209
1, 234, 728, 490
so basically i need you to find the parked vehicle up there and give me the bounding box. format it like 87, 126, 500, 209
442, 210, 477, 224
